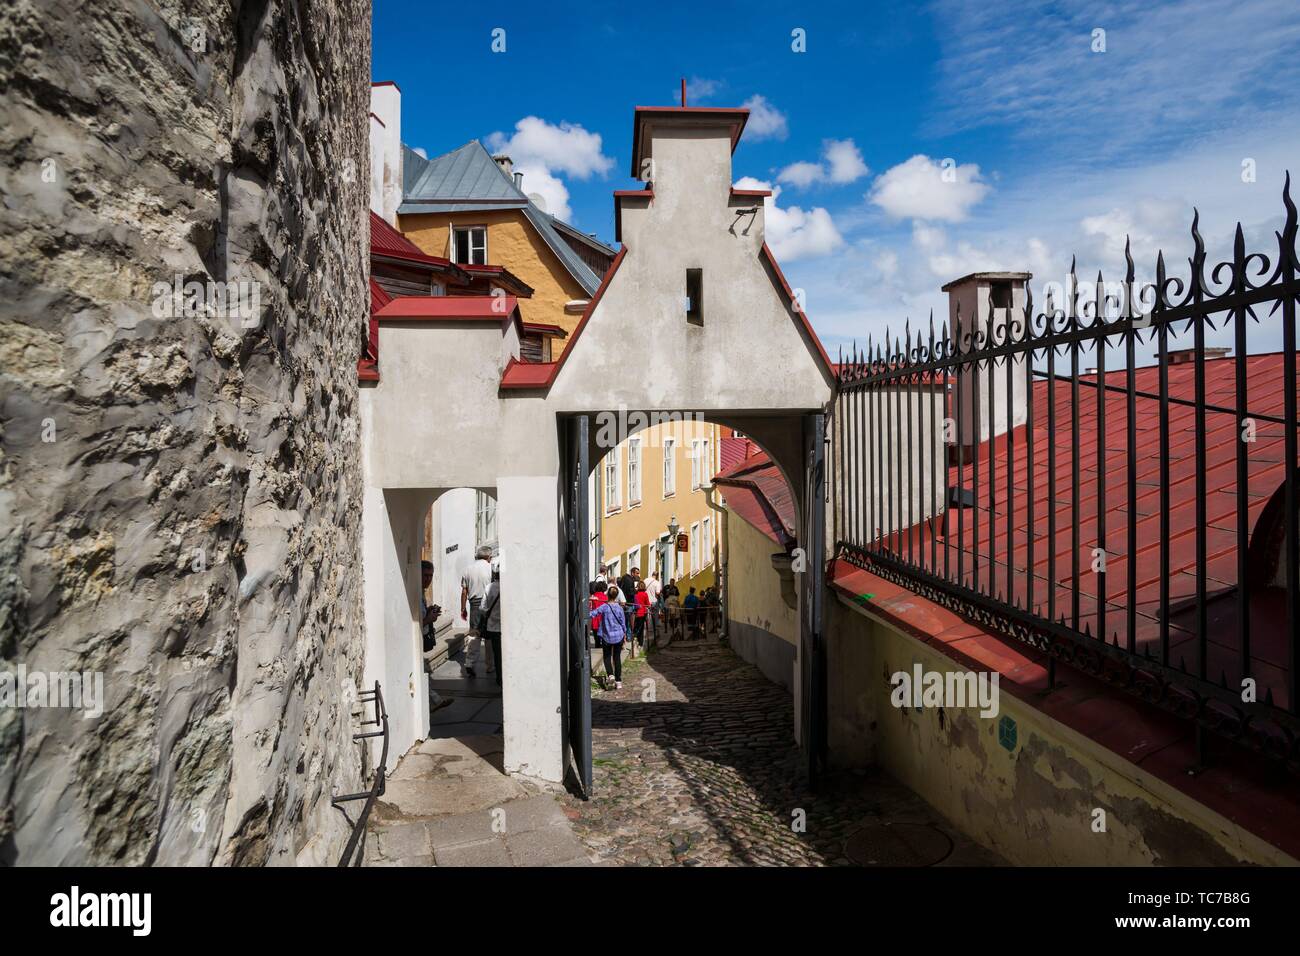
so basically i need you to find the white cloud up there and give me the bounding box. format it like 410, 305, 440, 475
778, 161, 823, 188
740, 95, 788, 141
868, 155, 991, 222
778, 138, 870, 188
485, 116, 614, 179
513, 164, 571, 220
735, 176, 843, 262
673, 77, 721, 104
927, 0, 1300, 161
824, 139, 870, 183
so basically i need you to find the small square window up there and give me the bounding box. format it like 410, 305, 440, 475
453, 226, 487, 266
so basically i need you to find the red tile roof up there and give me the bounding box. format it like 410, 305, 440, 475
714, 448, 796, 548
375, 295, 519, 321
719, 436, 757, 472
890, 351, 1298, 707
500, 357, 556, 389
370, 211, 454, 268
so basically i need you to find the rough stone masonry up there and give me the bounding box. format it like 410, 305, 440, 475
0, 0, 371, 864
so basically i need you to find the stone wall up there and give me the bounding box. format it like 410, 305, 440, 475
0, 0, 371, 864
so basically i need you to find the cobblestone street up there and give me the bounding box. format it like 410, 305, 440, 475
562, 638, 1000, 866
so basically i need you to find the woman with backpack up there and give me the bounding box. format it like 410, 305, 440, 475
590, 586, 628, 690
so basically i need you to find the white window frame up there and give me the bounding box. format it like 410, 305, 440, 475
702, 516, 712, 568
627, 546, 640, 575
690, 522, 700, 572
604, 447, 621, 513
662, 438, 676, 498
452, 225, 487, 265
606, 556, 621, 582
700, 438, 711, 488
627, 437, 642, 506
475, 491, 497, 548
690, 439, 701, 490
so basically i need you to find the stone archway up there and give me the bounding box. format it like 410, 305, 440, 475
359, 101, 836, 787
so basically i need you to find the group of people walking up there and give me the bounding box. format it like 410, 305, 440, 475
422, 546, 501, 715
588, 566, 652, 689
421, 549, 723, 708
588, 564, 724, 688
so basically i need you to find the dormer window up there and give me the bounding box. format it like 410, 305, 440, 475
453, 226, 487, 265
686, 268, 703, 325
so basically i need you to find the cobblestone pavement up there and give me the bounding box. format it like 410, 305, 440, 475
562, 638, 1001, 867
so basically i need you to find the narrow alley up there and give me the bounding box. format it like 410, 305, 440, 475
563, 636, 1000, 867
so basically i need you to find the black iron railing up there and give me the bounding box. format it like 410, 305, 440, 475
833, 179, 1300, 771
332, 681, 389, 867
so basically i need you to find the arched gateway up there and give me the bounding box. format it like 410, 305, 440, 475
359, 103, 836, 791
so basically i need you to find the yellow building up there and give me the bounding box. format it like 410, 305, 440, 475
594, 418, 723, 594
396, 141, 613, 356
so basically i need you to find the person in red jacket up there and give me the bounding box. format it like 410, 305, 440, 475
633, 580, 651, 652
589, 580, 608, 648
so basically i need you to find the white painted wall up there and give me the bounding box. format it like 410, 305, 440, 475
432, 488, 477, 622
357, 114, 834, 784
369, 83, 402, 223
834, 386, 948, 543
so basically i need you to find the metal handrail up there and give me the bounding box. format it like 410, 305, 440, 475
332, 681, 389, 867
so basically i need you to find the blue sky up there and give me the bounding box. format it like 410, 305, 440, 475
374, 0, 1300, 357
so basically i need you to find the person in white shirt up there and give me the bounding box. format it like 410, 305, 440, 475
460, 547, 493, 677
481, 570, 502, 688
646, 571, 663, 608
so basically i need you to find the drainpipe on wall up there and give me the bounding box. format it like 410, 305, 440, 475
703, 484, 729, 639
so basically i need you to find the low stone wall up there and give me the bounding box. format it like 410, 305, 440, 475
0, 0, 371, 864
826, 596, 1296, 866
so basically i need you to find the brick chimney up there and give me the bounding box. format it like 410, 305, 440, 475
493, 153, 513, 177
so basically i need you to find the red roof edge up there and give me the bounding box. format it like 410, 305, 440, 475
505, 245, 629, 392
500, 356, 557, 390
730, 188, 772, 198
759, 242, 835, 382
630, 106, 750, 178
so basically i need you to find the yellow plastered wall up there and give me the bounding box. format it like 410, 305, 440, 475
398, 209, 590, 344
597, 418, 721, 594
726, 511, 796, 646
826, 596, 1297, 866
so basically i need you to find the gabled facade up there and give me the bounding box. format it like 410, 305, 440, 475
357, 97, 835, 782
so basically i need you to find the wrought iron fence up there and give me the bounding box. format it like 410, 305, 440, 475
833, 179, 1300, 771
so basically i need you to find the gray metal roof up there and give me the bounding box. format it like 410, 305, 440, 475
403, 141, 527, 202
521, 204, 602, 295
398, 201, 527, 215
399, 139, 604, 296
